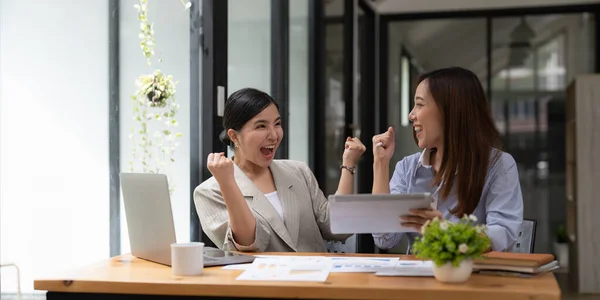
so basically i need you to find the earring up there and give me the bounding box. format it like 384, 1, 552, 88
234, 143, 239, 148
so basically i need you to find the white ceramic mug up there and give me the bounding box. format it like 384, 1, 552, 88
171, 242, 204, 276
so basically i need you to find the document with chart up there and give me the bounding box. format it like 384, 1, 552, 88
374, 260, 434, 277
235, 256, 332, 282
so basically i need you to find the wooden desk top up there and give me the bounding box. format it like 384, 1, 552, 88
34, 253, 561, 300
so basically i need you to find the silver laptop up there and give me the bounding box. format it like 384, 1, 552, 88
120, 173, 255, 267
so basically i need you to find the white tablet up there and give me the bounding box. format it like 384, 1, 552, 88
328, 193, 433, 234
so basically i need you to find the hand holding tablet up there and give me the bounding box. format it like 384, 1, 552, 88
328, 193, 434, 234
400, 208, 443, 232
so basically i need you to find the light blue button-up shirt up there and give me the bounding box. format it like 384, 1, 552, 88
372, 148, 524, 252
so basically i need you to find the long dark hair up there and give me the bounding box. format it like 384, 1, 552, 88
219, 88, 280, 147
414, 67, 502, 217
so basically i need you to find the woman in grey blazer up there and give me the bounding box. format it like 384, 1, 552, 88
194, 88, 365, 252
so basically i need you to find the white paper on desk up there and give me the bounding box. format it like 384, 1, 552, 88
328, 256, 400, 273
374, 260, 434, 277
235, 257, 333, 282
252, 255, 327, 261
221, 263, 253, 270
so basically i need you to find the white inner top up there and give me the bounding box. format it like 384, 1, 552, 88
264, 191, 284, 222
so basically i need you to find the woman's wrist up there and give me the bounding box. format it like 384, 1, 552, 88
373, 157, 390, 168
341, 160, 356, 167
216, 177, 237, 189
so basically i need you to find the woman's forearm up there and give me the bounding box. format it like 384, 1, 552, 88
217, 179, 257, 246
336, 167, 355, 194
373, 159, 390, 194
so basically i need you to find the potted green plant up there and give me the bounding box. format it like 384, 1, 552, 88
553, 223, 569, 268
412, 215, 490, 283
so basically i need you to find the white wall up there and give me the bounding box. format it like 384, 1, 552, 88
119, 0, 191, 252
0, 0, 109, 293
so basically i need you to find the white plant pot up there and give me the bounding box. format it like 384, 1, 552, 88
432, 259, 473, 283
553, 242, 569, 269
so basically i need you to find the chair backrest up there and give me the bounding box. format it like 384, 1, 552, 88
511, 219, 537, 253
325, 235, 357, 254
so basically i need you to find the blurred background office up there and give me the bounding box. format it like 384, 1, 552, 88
1, 0, 599, 299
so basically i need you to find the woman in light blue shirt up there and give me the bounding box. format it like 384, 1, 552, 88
371, 67, 523, 252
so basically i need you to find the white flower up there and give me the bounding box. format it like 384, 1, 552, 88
440, 221, 449, 231
475, 226, 482, 234
185, 2, 192, 9
469, 215, 478, 222
459, 243, 469, 253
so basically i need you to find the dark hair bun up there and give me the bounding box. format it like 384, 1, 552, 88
219, 130, 232, 147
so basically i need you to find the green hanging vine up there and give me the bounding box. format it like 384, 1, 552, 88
129, 0, 190, 195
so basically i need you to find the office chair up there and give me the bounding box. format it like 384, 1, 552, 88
325, 235, 357, 254
511, 219, 537, 253
0, 262, 22, 300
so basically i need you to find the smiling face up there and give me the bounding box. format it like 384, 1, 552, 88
409, 80, 444, 150
229, 103, 283, 168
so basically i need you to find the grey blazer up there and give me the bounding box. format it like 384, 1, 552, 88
193, 159, 351, 252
